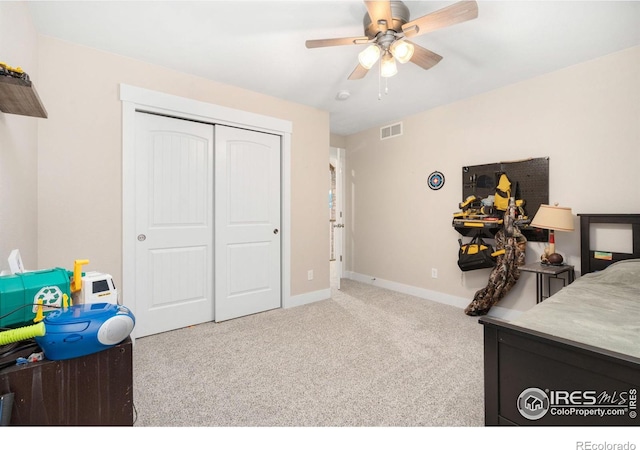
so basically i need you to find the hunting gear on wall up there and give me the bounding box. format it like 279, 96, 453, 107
464, 198, 527, 316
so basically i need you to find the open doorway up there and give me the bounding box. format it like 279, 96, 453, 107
330, 147, 345, 290
329, 162, 336, 261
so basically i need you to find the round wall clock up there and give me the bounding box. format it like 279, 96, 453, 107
428, 171, 445, 190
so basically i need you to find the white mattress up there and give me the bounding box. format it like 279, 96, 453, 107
510, 258, 640, 358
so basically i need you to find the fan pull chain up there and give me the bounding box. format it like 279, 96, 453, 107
377, 58, 390, 100
378, 61, 382, 100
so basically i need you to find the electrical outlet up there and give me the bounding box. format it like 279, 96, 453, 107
307, 270, 314, 281
431, 268, 438, 279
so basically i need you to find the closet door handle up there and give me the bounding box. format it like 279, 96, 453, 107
273, 229, 279, 235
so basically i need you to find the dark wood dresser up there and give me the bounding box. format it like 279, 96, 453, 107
0, 337, 133, 426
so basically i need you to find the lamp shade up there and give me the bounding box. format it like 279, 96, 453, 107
390, 40, 414, 64
358, 45, 381, 70
530, 204, 574, 232
380, 53, 398, 78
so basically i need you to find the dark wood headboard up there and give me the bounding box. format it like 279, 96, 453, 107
579, 213, 640, 274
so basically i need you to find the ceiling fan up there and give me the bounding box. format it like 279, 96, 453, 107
305, 1, 478, 80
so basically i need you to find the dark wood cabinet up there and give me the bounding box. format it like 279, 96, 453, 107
0, 337, 133, 426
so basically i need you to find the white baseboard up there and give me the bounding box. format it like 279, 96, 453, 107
344, 271, 523, 322
285, 288, 331, 309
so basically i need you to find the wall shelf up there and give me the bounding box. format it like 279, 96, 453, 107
0, 75, 47, 118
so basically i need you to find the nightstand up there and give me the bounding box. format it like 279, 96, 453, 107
519, 262, 575, 303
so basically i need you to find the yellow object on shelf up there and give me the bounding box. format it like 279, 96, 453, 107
72, 259, 90, 293
0, 62, 25, 75
33, 299, 44, 323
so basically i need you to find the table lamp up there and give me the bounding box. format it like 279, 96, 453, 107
530, 203, 574, 265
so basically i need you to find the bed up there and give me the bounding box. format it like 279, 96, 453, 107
479, 213, 640, 426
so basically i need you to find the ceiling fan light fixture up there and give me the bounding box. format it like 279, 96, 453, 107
306, 0, 480, 83
358, 44, 381, 69
380, 53, 398, 78
390, 40, 414, 64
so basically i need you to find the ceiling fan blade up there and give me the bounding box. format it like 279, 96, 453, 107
364, 1, 393, 33
348, 63, 370, 80
306, 36, 370, 48
402, 1, 478, 38
409, 42, 443, 70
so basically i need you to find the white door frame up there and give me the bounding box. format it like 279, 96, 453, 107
330, 146, 345, 289
120, 84, 292, 333
336, 147, 345, 287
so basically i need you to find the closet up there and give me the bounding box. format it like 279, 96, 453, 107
121, 85, 291, 337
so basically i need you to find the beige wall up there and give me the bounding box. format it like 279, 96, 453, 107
330, 133, 347, 149
345, 46, 640, 314
0, 2, 39, 272
35, 35, 330, 298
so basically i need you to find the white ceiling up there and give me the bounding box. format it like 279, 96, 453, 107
27, 1, 640, 136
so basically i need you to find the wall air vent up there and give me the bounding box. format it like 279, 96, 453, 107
380, 122, 403, 140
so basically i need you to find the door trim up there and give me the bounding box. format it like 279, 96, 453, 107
120, 84, 292, 335
334, 146, 346, 289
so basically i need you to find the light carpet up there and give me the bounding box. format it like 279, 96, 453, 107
131, 278, 485, 427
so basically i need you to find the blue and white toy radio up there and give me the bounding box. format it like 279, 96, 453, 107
34, 303, 135, 360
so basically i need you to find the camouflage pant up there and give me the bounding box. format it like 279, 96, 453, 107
464, 228, 527, 316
